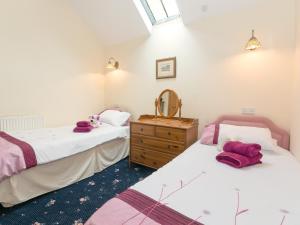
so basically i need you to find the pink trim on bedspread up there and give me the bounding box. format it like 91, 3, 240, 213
0, 132, 36, 168
119, 189, 203, 225
85, 189, 203, 225
0, 132, 37, 181
85, 197, 160, 225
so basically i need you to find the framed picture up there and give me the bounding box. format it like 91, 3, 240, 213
156, 57, 176, 79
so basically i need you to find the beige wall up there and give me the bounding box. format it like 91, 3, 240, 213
0, 0, 105, 127
291, 1, 300, 160
0, 0, 297, 155
104, 0, 295, 132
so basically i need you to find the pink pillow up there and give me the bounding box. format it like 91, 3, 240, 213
200, 124, 219, 145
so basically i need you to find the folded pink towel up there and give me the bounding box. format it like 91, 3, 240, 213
216, 152, 262, 168
73, 126, 93, 133
223, 141, 261, 158
76, 121, 91, 127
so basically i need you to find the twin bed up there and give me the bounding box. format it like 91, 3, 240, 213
0, 122, 130, 207
85, 116, 300, 225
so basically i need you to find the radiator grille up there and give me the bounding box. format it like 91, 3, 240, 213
0, 116, 44, 131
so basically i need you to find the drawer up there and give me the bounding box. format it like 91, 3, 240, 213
131, 136, 185, 155
131, 124, 155, 136
155, 127, 185, 142
130, 147, 174, 169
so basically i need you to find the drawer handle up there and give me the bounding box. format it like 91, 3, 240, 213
140, 140, 144, 144
168, 145, 178, 149
140, 128, 144, 132
153, 161, 157, 165
168, 132, 171, 135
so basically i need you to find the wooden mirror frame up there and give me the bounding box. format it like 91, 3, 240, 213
155, 89, 182, 118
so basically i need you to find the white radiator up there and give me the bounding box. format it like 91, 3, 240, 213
0, 116, 44, 131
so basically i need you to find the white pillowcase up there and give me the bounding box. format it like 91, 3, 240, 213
100, 110, 131, 127
218, 124, 275, 151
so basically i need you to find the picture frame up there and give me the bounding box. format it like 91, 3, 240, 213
156, 57, 176, 79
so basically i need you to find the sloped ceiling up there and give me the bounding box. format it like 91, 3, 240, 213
70, 0, 258, 46
177, 0, 257, 24
70, 0, 150, 46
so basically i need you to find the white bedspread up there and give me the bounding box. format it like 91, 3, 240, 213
8, 123, 129, 165
132, 143, 300, 225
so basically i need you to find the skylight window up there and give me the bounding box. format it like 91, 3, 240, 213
140, 0, 180, 25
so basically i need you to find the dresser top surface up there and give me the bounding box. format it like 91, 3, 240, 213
132, 115, 198, 129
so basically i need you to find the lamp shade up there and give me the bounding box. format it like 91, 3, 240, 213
106, 57, 119, 69
245, 30, 262, 51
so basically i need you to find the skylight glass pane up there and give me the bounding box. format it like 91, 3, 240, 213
146, 0, 167, 22
162, 0, 180, 17
140, 0, 180, 25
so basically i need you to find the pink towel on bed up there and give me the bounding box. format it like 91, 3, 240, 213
223, 141, 261, 157
216, 152, 262, 168
76, 121, 91, 127
73, 125, 93, 133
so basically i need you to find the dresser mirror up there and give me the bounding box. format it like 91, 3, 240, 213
155, 89, 182, 118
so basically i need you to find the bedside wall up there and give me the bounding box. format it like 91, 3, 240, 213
0, 0, 105, 127
104, 0, 295, 133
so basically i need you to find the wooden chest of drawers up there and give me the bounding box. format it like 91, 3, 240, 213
130, 115, 198, 169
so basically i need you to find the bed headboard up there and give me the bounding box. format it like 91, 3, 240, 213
213, 115, 290, 150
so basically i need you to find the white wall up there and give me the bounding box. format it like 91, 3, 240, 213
104, 0, 295, 132
291, 1, 300, 160
0, 0, 105, 127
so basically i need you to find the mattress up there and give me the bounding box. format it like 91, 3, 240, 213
7, 123, 129, 165
0, 137, 129, 207
129, 142, 300, 225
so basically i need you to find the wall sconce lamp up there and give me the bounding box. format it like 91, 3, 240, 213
106, 57, 119, 70
245, 30, 262, 51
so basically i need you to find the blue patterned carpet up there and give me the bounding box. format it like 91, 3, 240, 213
0, 158, 154, 225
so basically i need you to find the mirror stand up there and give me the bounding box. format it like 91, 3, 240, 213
155, 98, 158, 118
178, 99, 182, 119
154, 89, 182, 119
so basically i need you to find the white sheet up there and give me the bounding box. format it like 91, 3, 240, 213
132, 142, 300, 225
8, 123, 129, 165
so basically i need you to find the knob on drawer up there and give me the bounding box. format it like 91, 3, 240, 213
140, 128, 144, 132
168, 132, 171, 135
